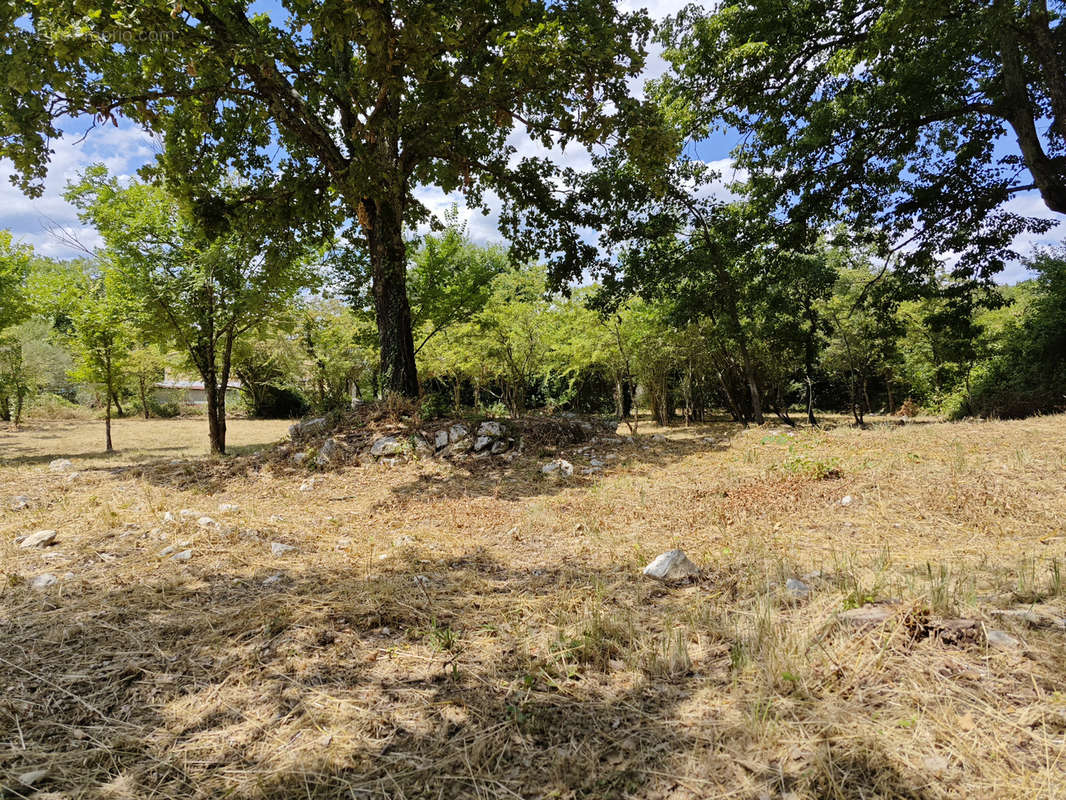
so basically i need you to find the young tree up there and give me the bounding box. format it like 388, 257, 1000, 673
0, 319, 70, 425
2, 0, 651, 396
65, 167, 318, 454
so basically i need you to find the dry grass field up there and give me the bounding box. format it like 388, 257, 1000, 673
1, 413, 1065, 799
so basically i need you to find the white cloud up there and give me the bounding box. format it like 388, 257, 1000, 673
0, 121, 156, 259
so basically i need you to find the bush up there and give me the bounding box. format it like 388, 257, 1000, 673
25, 392, 92, 420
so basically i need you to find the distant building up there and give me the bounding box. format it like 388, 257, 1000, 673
153, 377, 242, 407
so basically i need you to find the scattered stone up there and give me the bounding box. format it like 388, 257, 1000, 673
541, 459, 574, 477
989, 607, 1066, 629
393, 535, 415, 547
840, 495, 853, 506
291, 452, 309, 465
170, 549, 192, 562
65, 471, 81, 482
48, 458, 73, 472
218, 503, 240, 514
579, 467, 601, 476
196, 516, 218, 528
62, 572, 75, 581
490, 438, 512, 455
17, 769, 48, 787
652, 434, 666, 442
11, 495, 30, 510
643, 549, 700, 582
413, 574, 430, 587
448, 424, 469, 443
299, 478, 316, 492
263, 573, 283, 586
178, 509, 201, 520
30, 574, 57, 590
317, 437, 341, 463
271, 542, 296, 557
473, 435, 493, 452
838, 606, 894, 630
290, 417, 327, 439
589, 458, 605, 467
20, 530, 57, 549
923, 755, 950, 774
370, 435, 405, 458
162, 511, 176, 524
986, 629, 1022, 650
477, 420, 504, 438
785, 578, 811, 601
336, 537, 352, 549
434, 429, 449, 450
158, 542, 185, 557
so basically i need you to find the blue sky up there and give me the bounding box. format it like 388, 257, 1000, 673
1, 0, 1059, 283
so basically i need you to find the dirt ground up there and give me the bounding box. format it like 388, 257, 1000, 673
1, 413, 1065, 799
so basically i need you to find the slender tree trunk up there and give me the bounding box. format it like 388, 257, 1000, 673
104, 351, 114, 452
0, 395, 9, 422
112, 392, 124, 418
737, 338, 763, 424
359, 195, 419, 397
205, 379, 225, 455
139, 376, 150, 419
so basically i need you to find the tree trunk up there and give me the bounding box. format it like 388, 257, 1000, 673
0, 395, 9, 422
737, 338, 764, 424
359, 197, 419, 397
105, 351, 114, 452
139, 376, 150, 419
112, 392, 124, 418
205, 380, 225, 455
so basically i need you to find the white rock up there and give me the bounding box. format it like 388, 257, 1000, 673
448, 424, 469, 443
838, 606, 893, 630
589, 458, 605, 467
290, 417, 327, 439
473, 435, 493, 452
413, 574, 430, 587
318, 437, 341, 462
162, 511, 176, 524
62, 572, 75, 581
579, 467, 601, 475
370, 435, 405, 457
17, 769, 48, 787
490, 439, 511, 455
170, 549, 192, 562
986, 629, 1022, 650
20, 530, 57, 549
292, 451, 309, 465
541, 459, 573, 476
49, 458, 74, 472
263, 573, 282, 586
643, 550, 700, 581
271, 542, 296, 556
30, 573, 57, 589
218, 503, 239, 513
840, 495, 853, 506
652, 434, 666, 442
434, 429, 449, 450
178, 509, 201, 520
298, 478, 316, 492
11, 495, 30, 510
196, 516, 218, 528
476, 420, 504, 438
65, 471, 81, 482
785, 578, 811, 601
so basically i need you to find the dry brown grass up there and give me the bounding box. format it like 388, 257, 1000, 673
2, 413, 1066, 799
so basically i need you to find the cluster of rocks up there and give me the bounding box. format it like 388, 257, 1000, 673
370, 420, 516, 464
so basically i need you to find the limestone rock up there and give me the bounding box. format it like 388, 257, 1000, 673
840, 495, 853, 506
448, 424, 469, 443
290, 417, 327, 439
17, 769, 48, 787
370, 435, 405, 458
196, 516, 218, 528
292, 451, 309, 465
490, 439, 511, 455
477, 420, 504, 438
838, 606, 894, 630
317, 437, 342, 463
785, 577, 811, 601
30, 574, 57, 590
49, 458, 74, 472
170, 549, 192, 562
218, 503, 240, 514
651, 434, 666, 442
986, 629, 1022, 650
541, 459, 573, 477
271, 542, 296, 557
434, 429, 449, 450
643, 549, 700, 582
20, 530, 57, 549
11, 495, 30, 510
473, 435, 493, 452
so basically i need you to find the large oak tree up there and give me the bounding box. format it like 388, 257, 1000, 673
1, 0, 650, 396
